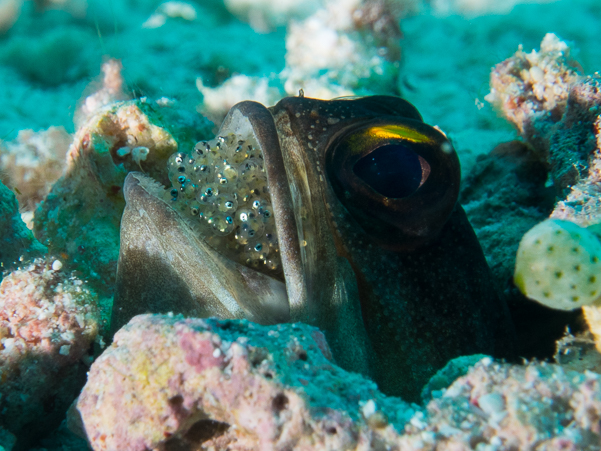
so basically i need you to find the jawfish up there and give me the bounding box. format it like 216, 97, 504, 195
112, 95, 515, 401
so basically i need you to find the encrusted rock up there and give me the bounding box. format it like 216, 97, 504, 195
0, 180, 46, 271
399, 358, 601, 450
0, 258, 100, 449
74, 314, 418, 451
33, 63, 212, 297
485, 33, 580, 145
74, 315, 601, 451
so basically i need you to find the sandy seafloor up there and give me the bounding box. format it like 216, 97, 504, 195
1, 0, 601, 449
1, 0, 600, 175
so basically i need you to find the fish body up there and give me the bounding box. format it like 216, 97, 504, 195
113, 95, 515, 400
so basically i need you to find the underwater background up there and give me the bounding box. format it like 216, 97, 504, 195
2, 0, 601, 450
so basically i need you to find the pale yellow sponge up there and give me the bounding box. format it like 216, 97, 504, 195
514, 219, 601, 310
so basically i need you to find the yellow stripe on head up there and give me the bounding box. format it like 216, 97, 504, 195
367, 125, 434, 144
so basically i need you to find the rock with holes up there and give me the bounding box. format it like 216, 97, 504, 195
72, 314, 419, 451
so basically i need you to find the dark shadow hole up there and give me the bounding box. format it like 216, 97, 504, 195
185, 419, 230, 443
163, 419, 230, 451
169, 395, 184, 408
272, 393, 289, 414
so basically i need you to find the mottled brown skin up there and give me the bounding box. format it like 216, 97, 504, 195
113, 95, 516, 402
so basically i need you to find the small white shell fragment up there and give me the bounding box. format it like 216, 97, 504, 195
361, 399, 377, 418
478, 392, 505, 416
529, 66, 544, 82
52, 260, 63, 271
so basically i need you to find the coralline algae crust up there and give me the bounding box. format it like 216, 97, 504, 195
0, 257, 100, 446
75, 314, 416, 451
75, 314, 601, 451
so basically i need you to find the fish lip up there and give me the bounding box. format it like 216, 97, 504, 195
123, 171, 164, 204
114, 171, 291, 335
219, 101, 307, 319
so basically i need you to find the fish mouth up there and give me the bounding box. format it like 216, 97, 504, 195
112, 165, 292, 336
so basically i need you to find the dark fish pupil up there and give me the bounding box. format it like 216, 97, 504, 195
353, 144, 423, 198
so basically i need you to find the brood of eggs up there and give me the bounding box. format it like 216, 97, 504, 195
165, 134, 281, 276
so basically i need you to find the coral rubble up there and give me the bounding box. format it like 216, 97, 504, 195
0, 258, 100, 449
399, 358, 601, 450
224, 0, 323, 32
283, 0, 404, 98
485, 33, 580, 143
74, 314, 418, 451
33, 99, 176, 297
199, 0, 408, 122
488, 34, 601, 354
74, 315, 601, 450
0, 126, 71, 213
33, 70, 212, 296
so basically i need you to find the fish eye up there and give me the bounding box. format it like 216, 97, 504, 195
353, 143, 430, 198
326, 121, 460, 250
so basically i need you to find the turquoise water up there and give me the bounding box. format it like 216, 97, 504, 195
1, 0, 601, 449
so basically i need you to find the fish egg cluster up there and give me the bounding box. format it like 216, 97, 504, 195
164, 134, 281, 275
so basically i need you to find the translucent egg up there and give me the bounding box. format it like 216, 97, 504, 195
265, 258, 279, 271
197, 183, 220, 203
168, 151, 186, 169
264, 232, 278, 249
193, 141, 211, 158
215, 193, 238, 213
251, 200, 273, 223
179, 181, 199, 200
217, 164, 239, 187
237, 208, 263, 230
235, 222, 262, 245
165, 134, 282, 276
167, 151, 195, 177
239, 158, 264, 182
228, 140, 251, 164
189, 201, 202, 217
163, 188, 179, 203
208, 213, 236, 236
245, 239, 270, 261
